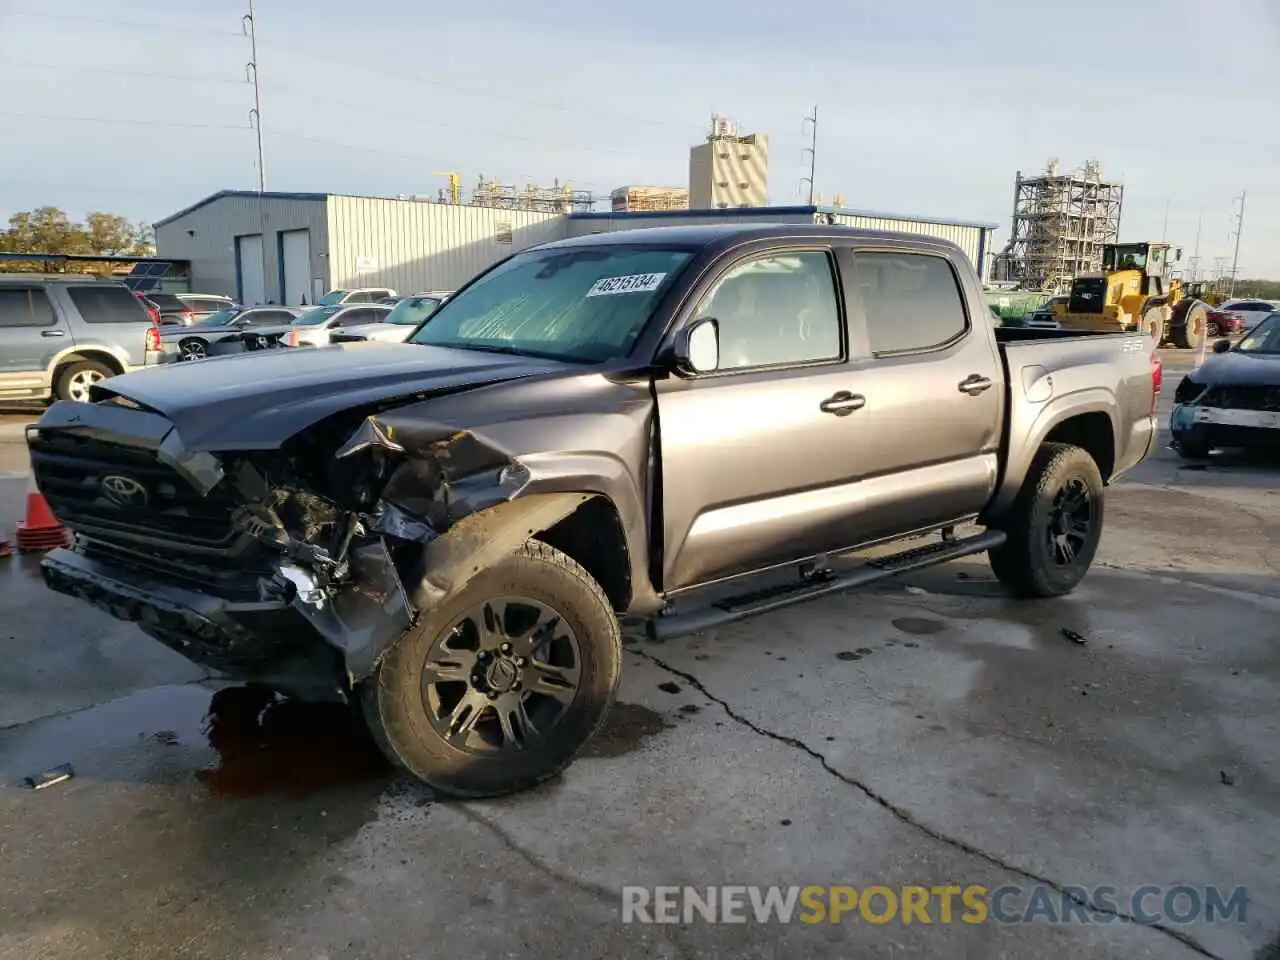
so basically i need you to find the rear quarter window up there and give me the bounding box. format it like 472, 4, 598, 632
66, 285, 151, 324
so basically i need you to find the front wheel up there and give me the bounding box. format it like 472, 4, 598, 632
988, 442, 1105, 598
362, 540, 622, 798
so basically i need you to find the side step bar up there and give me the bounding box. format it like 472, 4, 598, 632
646, 529, 1006, 643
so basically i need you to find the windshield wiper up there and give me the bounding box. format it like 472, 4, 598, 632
419, 340, 587, 363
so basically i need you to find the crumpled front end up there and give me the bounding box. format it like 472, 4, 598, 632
29, 398, 577, 694
1171, 375, 1280, 451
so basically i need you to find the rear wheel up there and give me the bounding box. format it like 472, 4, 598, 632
178, 338, 208, 361
989, 442, 1105, 598
54, 359, 112, 402
362, 540, 622, 798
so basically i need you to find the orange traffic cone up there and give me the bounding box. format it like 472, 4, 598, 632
15, 492, 71, 553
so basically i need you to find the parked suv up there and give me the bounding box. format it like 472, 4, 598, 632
0, 276, 163, 402
145, 292, 236, 326
316, 287, 397, 305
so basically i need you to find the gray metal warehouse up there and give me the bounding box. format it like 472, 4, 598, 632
153, 190, 998, 305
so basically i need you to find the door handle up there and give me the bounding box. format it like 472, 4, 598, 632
819, 391, 866, 416
41, 330, 66, 338
958, 374, 993, 396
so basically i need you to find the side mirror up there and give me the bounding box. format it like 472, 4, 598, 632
1212, 339, 1231, 354
673, 317, 719, 375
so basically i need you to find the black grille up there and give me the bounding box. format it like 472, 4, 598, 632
1200, 384, 1280, 412
1068, 277, 1107, 314
29, 431, 244, 554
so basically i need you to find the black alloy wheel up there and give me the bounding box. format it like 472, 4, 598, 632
422, 597, 582, 754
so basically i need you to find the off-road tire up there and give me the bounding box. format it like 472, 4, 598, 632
54, 359, 112, 402
988, 442, 1105, 598
1174, 302, 1208, 349
362, 540, 622, 798
1141, 305, 1167, 345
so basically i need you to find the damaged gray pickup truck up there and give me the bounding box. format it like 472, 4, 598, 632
29, 224, 1161, 797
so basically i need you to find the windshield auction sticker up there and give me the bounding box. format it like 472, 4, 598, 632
586, 273, 668, 297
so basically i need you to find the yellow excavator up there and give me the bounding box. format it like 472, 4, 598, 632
1054, 242, 1186, 343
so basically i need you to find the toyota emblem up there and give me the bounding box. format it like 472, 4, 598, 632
101, 474, 148, 507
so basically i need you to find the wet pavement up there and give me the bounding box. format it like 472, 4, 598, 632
2, 353, 1280, 959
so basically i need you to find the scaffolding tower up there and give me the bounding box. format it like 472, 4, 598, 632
469, 176, 596, 213
1000, 159, 1124, 291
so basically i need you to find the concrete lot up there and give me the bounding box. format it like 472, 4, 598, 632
1, 352, 1278, 959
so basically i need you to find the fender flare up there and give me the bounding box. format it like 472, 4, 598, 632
410, 491, 595, 611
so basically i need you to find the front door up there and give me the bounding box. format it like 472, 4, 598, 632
655, 247, 873, 592
0, 285, 71, 395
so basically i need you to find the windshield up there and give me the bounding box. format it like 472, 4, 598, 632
385, 296, 442, 326
317, 290, 348, 306
296, 306, 342, 326
409, 246, 694, 362
195, 308, 239, 328
1235, 313, 1280, 353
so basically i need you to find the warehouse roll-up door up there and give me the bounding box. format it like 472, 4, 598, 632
280, 229, 311, 306
236, 234, 265, 306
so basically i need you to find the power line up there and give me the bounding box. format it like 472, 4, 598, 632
6, 60, 249, 86
0, 112, 250, 131
5, 10, 243, 37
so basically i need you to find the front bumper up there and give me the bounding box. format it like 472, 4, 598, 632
41, 544, 314, 673
1171, 404, 1280, 449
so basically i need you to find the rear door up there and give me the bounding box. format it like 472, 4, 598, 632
834, 246, 1004, 544
0, 285, 69, 393
62, 283, 155, 368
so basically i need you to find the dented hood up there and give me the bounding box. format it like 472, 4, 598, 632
96, 341, 570, 450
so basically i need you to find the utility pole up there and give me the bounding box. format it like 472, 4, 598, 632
1187, 215, 1201, 282
800, 105, 817, 206
1228, 190, 1245, 297
243, 0, 265, 193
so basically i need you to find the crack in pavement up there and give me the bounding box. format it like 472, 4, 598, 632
448, 804, 691, 960
633, 648, 1224, 960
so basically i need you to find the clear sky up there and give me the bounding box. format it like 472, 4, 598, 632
1, 0, 1277, 275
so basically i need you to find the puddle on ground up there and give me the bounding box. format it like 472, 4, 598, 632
892, 616, 949, 636
580, 702, 673, 759
0, 683, 389, 798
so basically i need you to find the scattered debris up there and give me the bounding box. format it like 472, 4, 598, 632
824, 736, 835, 742
903, 586, 929, 596
152, 730, 180, 746
657, 681, 682, 695
1220, 770, 1235, 786
1080, 689, 1089, 696
694, 654, 710, 661
1061, 628, 1088, 645
903, 641, 919, 648
776, 656, 787, 661
678, 704, 701, 715
835, 651, 862, 661
855, 647, 873, 656
780, 819, 793, 826
24, 763, 74, 790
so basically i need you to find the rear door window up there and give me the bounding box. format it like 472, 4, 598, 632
66, 285, 151, 324
851, 253, 969, 354
0, 288, 57, 327
187, 297, 231, 312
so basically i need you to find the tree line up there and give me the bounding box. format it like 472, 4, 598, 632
0, 206, 155, 269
